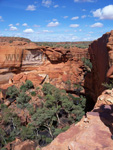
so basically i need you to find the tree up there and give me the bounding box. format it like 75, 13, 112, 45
16, 92, 31, 125
20, 125, 36, 141
0, 105, 21, 148
32, 107, 56, 139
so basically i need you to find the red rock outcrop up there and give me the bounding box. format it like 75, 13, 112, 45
85, 30, 113, 102
41, 89, 113, 150
5, 139, 36, 150
0, 40, 89, 91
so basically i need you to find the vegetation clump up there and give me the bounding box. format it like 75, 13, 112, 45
102, 79, 113, 90
0, 82, 86, 149
81, 57, 92, 72
20, 80, 34, 92
6, 85, 19, 99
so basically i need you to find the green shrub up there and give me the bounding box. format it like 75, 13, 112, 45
81, 57, 92, 71
36, 87, 40, 90
42, 83, 55, 95
25, 80, 34, 89
30, 91, 36, 96
102, 79, 113, 90
6, 85, 19, 99
20, 84, 27, 92
16, 92, 31, 109
20, 126, 35, 140
20, 80, 34, 92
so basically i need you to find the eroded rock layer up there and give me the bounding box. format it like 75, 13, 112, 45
0, 40, 89, 91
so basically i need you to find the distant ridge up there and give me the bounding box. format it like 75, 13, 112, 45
0, 37, 31, 43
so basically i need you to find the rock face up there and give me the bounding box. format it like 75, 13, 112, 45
42, 112, 113, 150
42, 89, 113, 150
85, 30, 113, 102
0, 40, 89, 91
5, 139, 36, 150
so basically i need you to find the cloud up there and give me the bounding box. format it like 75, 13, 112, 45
82, 9, 86, 11
47, 21, 59, 27
43, 30, 53, 33
71, 16, 79, 20
10, 26, 18, 31
63, 16, 68, 19
23, 28, 34, 33
54, 5, 59, 8
74, 0, 95, 2
81, 15, 86, 18
90, 22, 103, 27
69, 24, 79, 28
16, 23, 20, 26
9, 24, 13, 27
42, 0, 52, 7
22, 23, 28, 27
26, 5, 36, 11
92, 5, 113, 20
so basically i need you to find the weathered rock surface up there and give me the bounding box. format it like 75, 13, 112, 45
0, 40, 89, 91
42, 89, 113, 150
42, 110, 113, 150
5, 139, 36, 150
85, 30, 113, 102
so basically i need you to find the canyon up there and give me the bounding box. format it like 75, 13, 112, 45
0, 30, 113, 150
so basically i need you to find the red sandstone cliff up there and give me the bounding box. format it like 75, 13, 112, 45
0, 40, 88, 91
85, 30, 113, 102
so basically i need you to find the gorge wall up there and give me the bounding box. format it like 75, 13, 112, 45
0, 40, 89, 92
85, 30, 113, 102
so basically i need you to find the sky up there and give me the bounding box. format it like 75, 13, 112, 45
0, 0, 113, 42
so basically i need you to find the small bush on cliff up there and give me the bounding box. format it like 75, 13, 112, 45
102, 79, 113, 90
81, 57, 92, 72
